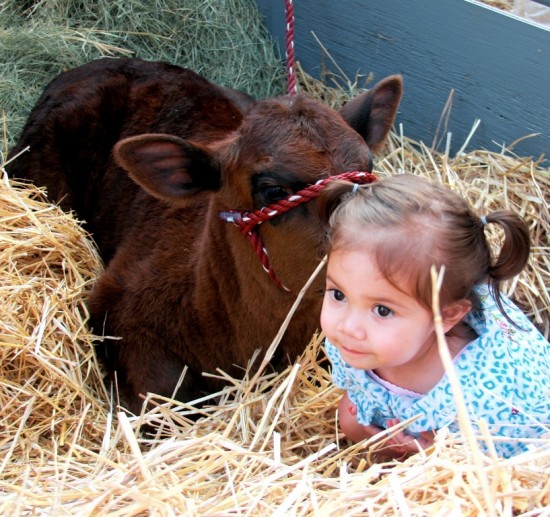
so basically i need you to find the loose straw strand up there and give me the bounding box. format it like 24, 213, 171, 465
431, 265, 496, 516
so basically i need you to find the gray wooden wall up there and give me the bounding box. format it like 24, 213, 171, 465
255, 0, 550, 160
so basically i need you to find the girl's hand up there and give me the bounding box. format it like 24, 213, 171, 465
383, 418, 435, 457
338, 394, 435, 459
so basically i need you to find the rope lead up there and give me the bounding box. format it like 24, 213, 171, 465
220, 171, 377, 291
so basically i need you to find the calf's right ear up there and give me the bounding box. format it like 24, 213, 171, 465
113, 133, 221, 202
339, 75, 403, 154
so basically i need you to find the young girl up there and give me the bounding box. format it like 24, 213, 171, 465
318, 173, 549, 458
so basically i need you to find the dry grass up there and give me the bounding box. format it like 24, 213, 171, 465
0, 68, 549, 514
0, 0, 286, 148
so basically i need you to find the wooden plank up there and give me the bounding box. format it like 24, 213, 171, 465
255, 0, 550, 159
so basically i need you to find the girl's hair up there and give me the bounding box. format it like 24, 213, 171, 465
317, 174, 530, 324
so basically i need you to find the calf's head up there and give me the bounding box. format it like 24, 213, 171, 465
114, 75, 403, 293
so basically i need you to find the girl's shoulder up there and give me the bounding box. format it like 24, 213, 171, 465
405, 287, 549, 433
448, 286, 549, 414
467, 285, 548, 356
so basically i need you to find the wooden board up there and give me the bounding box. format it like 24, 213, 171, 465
255, 0, 550, 160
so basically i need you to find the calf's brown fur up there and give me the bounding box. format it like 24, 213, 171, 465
8, 57, 402, 414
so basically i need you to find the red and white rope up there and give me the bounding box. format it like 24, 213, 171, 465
285, 0, 297, 96
219, 170, 377, 291
218, 4, 376, 291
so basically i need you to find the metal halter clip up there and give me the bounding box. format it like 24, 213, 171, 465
219, 210, 245, 223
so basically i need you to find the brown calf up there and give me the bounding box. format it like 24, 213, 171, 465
8, 57, 402, 414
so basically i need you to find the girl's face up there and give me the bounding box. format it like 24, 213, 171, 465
320, 248, 440, 385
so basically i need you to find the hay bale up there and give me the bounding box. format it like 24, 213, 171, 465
0, 0, 285, 147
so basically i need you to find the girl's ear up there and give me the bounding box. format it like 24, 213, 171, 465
441, 299, 472, 333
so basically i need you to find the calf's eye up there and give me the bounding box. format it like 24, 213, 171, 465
263, 185, 288, 204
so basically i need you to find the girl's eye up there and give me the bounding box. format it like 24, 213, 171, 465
328, 288, 346, 302
263, 185, 288, 204
374, 305, 393, 318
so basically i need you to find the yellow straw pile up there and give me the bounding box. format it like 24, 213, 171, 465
0, 120, 548, 513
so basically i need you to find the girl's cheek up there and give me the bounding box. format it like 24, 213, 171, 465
319, 303, 332, 335
320, 310, 328, 333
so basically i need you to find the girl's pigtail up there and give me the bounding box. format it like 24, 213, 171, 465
317, 180, 361, 225
483, 209, 531, 322
484, 209, 530, 281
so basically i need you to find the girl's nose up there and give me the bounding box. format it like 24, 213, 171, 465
337, 312, 366, 340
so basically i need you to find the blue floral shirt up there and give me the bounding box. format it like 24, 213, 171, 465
325, 285, 550, 457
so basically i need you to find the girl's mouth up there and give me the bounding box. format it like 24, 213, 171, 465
340, 344, 365, 356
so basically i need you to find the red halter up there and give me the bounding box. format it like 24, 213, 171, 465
219, 170, 377, 291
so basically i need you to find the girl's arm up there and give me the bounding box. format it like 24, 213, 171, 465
338, 392, 380, 442
339, 393, 435, 458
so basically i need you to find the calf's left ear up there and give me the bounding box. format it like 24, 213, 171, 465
339, 75, 403, 154
113, 133, 221, 202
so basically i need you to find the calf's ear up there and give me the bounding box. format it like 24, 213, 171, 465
339, 75, 403, 154
113, 133, 221, 202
